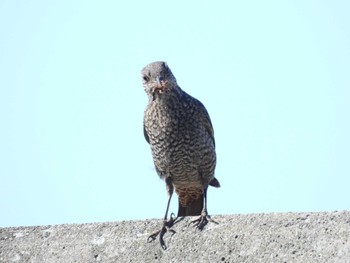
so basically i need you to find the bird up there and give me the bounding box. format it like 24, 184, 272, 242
142, 61, 220, 249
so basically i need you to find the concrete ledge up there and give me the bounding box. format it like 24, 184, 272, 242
1, 211, 350, 262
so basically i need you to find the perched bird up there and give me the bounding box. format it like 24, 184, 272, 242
142, 61, 220, 249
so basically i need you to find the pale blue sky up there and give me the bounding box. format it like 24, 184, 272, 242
1, 1, 349, 227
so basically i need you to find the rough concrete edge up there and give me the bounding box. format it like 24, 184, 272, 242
1, 211, 350, 263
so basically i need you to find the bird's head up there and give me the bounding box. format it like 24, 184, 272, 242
141, 61, 177, 98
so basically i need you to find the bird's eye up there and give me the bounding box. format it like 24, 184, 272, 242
143, 76, 149, 82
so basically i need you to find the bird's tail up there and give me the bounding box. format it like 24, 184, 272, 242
177, 177, 220, 217
177, 194, 203, 216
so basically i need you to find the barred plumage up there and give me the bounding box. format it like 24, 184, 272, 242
142, 61, 220, 249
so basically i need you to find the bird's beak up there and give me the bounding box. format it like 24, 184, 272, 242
151, 76, 166, 93
155, 76, 161, 86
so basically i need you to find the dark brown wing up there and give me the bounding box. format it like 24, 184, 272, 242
193, 98, 215, 148
143, 123, 150, 144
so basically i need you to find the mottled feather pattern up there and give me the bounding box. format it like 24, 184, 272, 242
143, 62, 217, 207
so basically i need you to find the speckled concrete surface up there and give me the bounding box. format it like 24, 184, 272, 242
1, 211, 350, 262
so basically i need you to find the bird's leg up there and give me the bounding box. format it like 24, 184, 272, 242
147, 177, 176, 250
191, 187, 218, 230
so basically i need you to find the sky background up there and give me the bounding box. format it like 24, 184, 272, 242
1, 1, 349, 228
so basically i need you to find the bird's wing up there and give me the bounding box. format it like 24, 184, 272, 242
194, 98, 215, 147
143, 123, 150, 144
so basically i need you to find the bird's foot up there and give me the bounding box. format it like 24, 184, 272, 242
147, 213, 176, 250
190, 211, 218, 230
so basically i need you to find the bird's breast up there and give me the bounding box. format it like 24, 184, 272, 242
144, 95, 216, 182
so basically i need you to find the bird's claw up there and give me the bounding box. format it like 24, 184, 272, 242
190, 212, 218, 230
147, 230, 160, 243
147, 213, 176, 250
